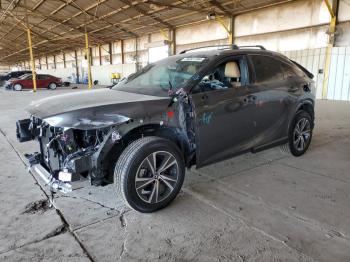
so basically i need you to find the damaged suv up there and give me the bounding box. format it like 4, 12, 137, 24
17, 45, 315, 213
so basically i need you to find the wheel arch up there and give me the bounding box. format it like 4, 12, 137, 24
103, 123, 192, 181
296, 99, 315, 128
296, 100, 314, 119
288, 99, 315, 135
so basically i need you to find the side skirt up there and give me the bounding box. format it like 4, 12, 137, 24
251, 137, 288, 153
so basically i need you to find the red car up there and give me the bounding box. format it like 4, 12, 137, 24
7, 74, 62, 91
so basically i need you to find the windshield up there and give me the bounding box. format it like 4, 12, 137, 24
18, 74, 31, 79
112, 55, 208, 97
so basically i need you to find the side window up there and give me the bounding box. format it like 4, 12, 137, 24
249, 55, 284, 83
196, 58, 246, 93
37, 75, 47, 80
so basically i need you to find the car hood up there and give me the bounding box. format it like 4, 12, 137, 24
27, 89, 169, 130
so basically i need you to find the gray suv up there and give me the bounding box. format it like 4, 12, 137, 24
16, 45, 315, 213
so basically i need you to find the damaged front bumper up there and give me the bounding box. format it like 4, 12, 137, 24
25, 151, 91, 194
28, 161, 89, 194
18, 116, 123, 193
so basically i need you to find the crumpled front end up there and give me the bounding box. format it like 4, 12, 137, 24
16, 116, 124, 193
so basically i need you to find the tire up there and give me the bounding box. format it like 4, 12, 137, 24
115, 136, 185, 213
288, 111, 313, 157
13, 83, 22, 91
48, 82, 57, 90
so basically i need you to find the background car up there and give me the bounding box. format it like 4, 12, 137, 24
7, 74, 62, 91
0, 70, 31, 86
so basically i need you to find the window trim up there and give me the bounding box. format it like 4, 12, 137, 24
248, 54, 292, 84
191, 54, 250, 94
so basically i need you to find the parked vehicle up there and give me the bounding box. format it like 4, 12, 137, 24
5, 74, 62, 91
16, 45, 315, 213
0, 70, 31, 86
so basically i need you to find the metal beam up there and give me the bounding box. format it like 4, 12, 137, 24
209, 0, 233, 16
119, 0, 173, 28
145, 1, 215, 15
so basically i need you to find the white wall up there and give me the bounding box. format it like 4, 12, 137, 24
37, 67, 76, 82
91, 64, 136, 85
234, 0, 331, 51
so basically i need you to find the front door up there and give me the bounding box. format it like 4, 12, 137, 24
191, 56, 257, 167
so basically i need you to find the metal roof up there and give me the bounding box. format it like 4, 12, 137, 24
0, 0, 294, 64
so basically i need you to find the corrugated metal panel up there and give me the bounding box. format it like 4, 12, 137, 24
282, 48, 326, 100
282, 47, 350, 101
327, 47, 350, 101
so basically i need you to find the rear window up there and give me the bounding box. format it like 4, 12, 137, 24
249, 55, 284, 83
37, 75, 48, 80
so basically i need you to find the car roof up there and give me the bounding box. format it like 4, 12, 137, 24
177, 48, 289, 62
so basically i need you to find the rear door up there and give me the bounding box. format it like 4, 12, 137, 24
36, 74, 47, 88
248, 54, 295, 147
23, 75, 33, 89
191, 55, 257, 167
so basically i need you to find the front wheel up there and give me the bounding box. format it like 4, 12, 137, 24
114, 137, 185, 213
48, 82, 57, 90
13, 84, 22, 91
288, 111, 313, 156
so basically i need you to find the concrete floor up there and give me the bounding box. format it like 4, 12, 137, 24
0, 86, 349, 262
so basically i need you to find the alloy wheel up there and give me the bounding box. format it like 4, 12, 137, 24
293, 118, 311, 151
135, 151, 179, 204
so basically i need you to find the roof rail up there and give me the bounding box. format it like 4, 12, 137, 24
238, 45, 266, 50
179, 44, 266, 54
180, 44, 239, 54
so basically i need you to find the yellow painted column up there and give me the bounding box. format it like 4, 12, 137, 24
85, 32, 92, 89
216, 17, 233, 45
27, 29, 37, 92
322, 0, 337, 99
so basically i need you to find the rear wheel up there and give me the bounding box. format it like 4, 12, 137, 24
13, 83, 22, 91
115, 137, 185, 213
289, 111, 313, 156
48, 82, 57, 90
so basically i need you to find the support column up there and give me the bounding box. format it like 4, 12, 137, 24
216, 17, 234, 46
85, 32, 92, 89
109, 43, 113, 65
322, 0, 339, 99
63, 52, 66, 68
98, 45, 102, 66
74, 50, 79, 84
121, 40, 124, 64
170, 29, 176, 55
26, 28, 37, 92
53, 55, 56, 69
229, 16, 234, 45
